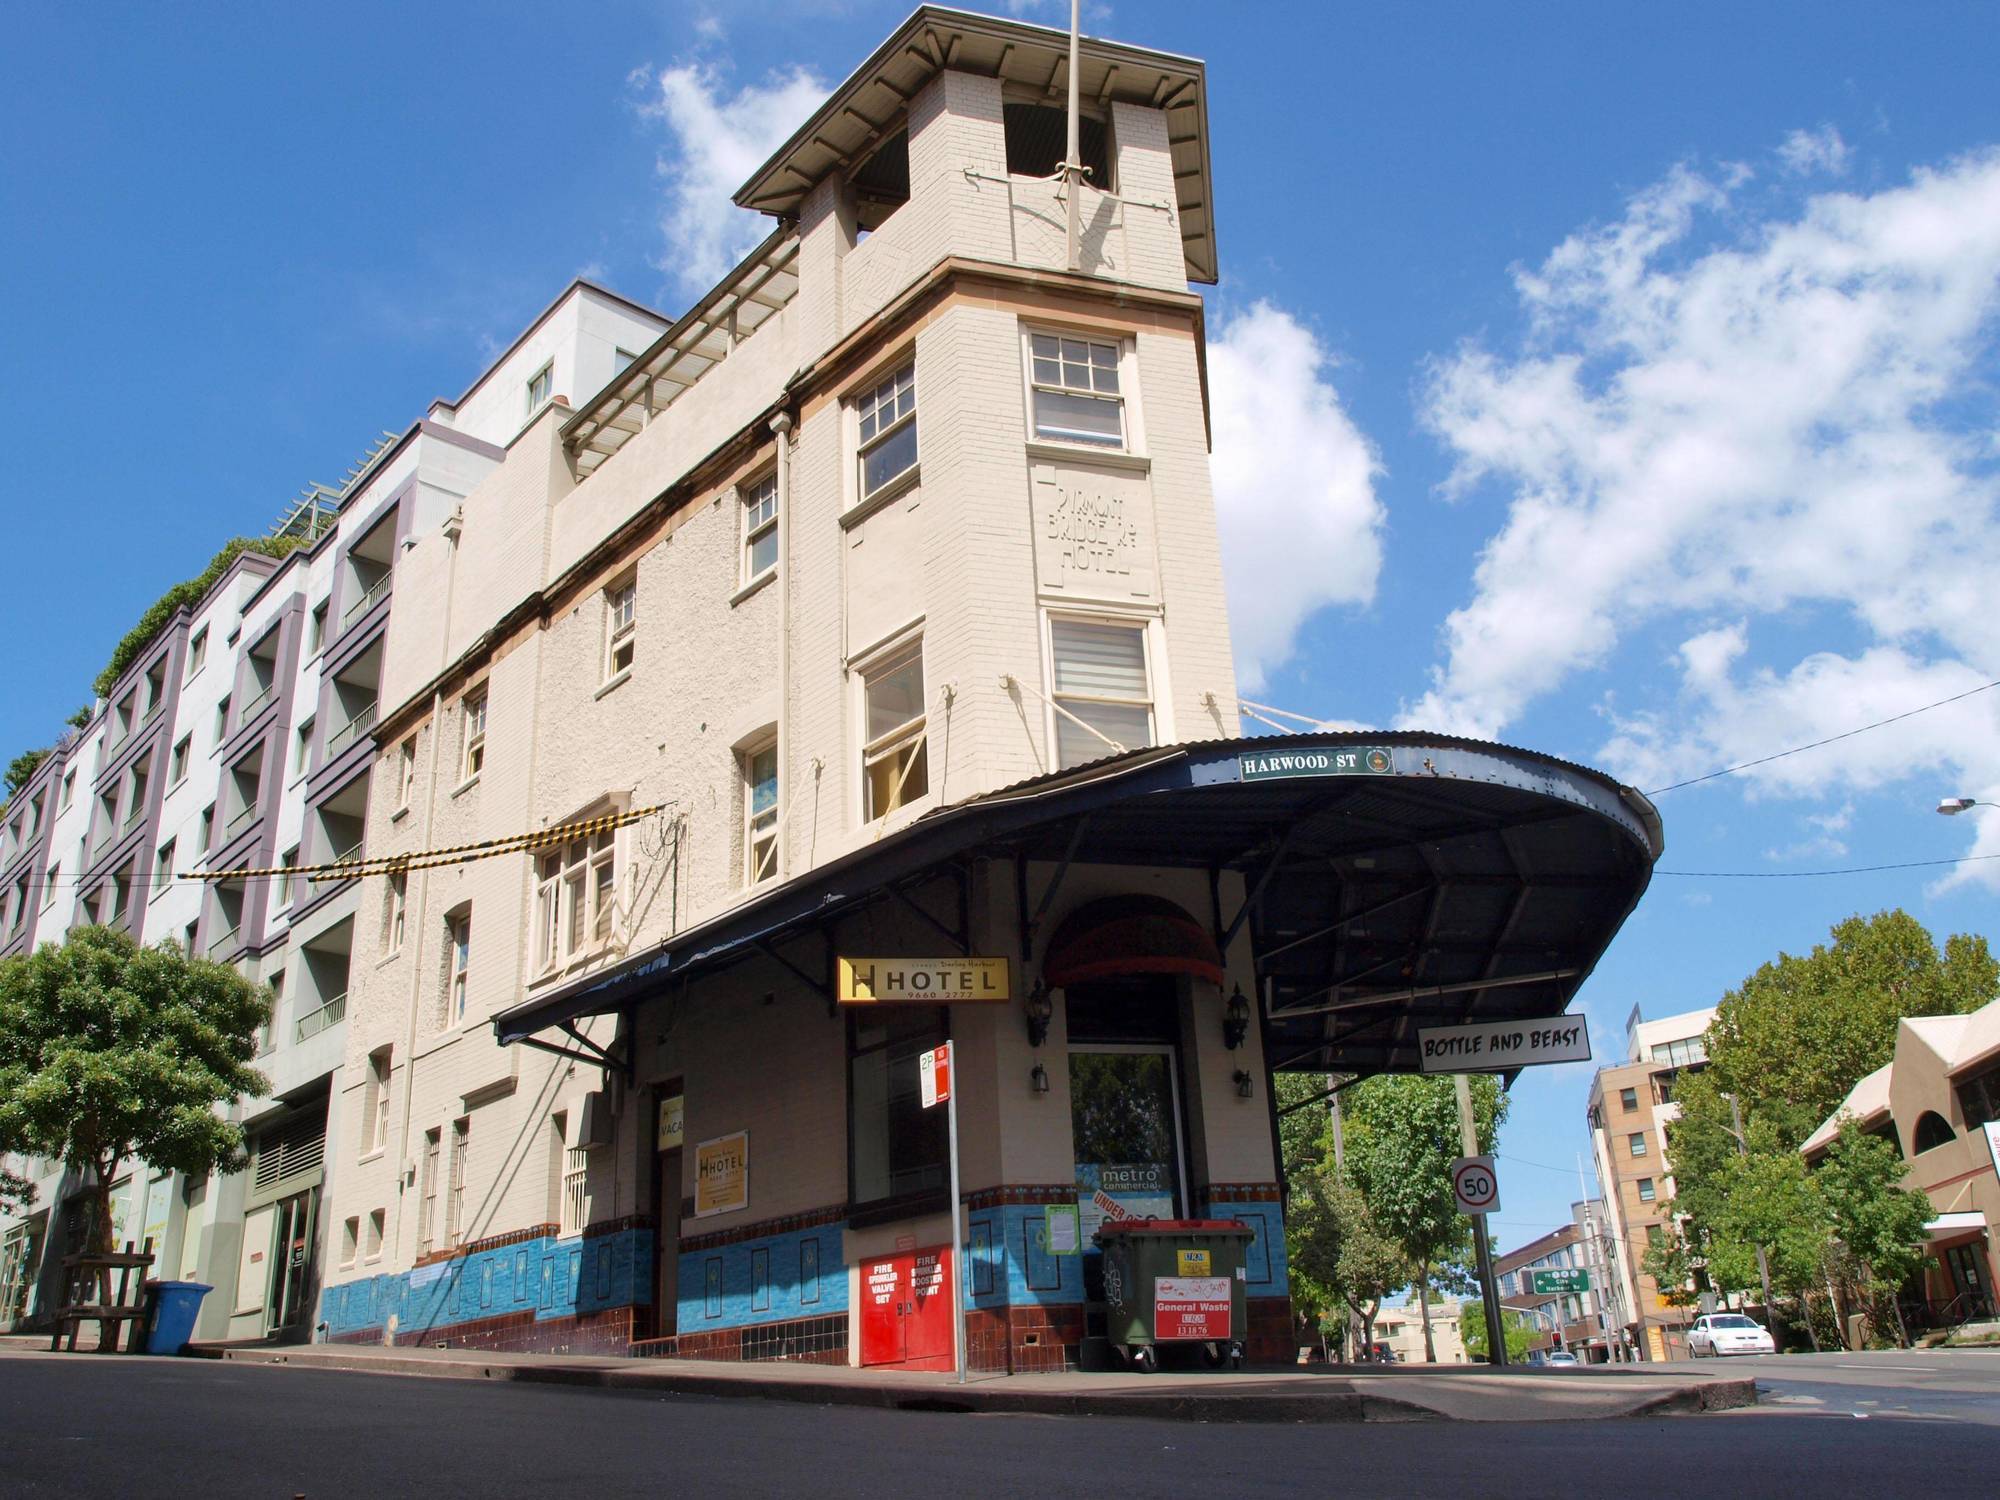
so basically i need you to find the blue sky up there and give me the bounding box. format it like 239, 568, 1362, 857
5, 1, 1999, 1252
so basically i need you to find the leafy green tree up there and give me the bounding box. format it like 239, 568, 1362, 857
1342, 1073, 1507, 1362
1817, 1121, 1936, 1342
0, 1162, 31, 1217
0, 928, 270, 1282
3, 748, 49, 802
1287, 1158, 1409, 1356
1653, 910, 1990, 1345
1460, 1300, 1533, 1362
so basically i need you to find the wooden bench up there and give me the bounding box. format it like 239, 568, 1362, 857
50, 1242, 154, 1353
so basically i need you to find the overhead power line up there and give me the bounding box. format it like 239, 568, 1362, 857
1645, 676, 2000, 796
1655, 852, 2000, 879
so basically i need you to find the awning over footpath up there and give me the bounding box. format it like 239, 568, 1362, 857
493, 733, 1663, 1075
1924, 1211, 1988, 1248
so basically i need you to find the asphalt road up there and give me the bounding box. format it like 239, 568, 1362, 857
1721, 1345, 2000, 1426
5, 1352, 2000, 1499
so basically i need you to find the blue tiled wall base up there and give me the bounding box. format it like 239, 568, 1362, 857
964, 1203, 1086, 1310
1210, 1200, 1287, 1295
680, 1221, 847, 1333
320, 1228, 652, 1340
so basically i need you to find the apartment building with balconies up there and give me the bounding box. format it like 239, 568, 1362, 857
1584, 1003, 1716, 1361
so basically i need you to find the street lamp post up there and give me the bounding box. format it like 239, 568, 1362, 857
1937, 797, 1999, 816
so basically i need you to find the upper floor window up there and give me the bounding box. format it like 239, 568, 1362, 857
742, 474, 778, 585
396, 739, 417, 811
533, 829, 617, 976
153, 838, 176, 891
1628, 1132, 1647, 1158
169, 734, 191, 785
382, 870, 407, 955
1619, 1087, 1638, 1112
605, 580, 636, 681
743, 743, 778, 886
186, 627, 208, 679
309, 599, 329, 656
857, 365, 918, 502
461, 691, 487, 781
613, 347, 640, 374
447, 911, 472, 1023
1027, 333, 1124, 447
861, 641, 928, 821
1048, 617, 1154, 769
61, 770, 75, 811
526, 362, 553, 417
1636, 1177, 1656, 1204
362, 1047, 392, 1156
277, 846, 298, 907
1957, 1063, 2000, 1131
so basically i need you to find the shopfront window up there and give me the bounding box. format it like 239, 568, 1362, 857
1066, 977, 1186, 1244
849, 1007, 948, 1221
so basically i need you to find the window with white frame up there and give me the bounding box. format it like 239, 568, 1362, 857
1027, 332, 1125, 447
563, 1142, 588, 1236
361, 1047, 391, 1155
382, 870, 406, 954
741, 474, 778, 585
461, 690, 487, 781
447, 1117, 470, 1245
856, 364, 918, 502
294, 719, 314, 778
1048, 617, 1154, 769
169, 735, 190, 785
447, 910, 471, 1021
277, 846, 298, 907
396, 738, 416, 810
743, 742, 778, 885
534, 829, 617, 973
186, 627, 207, 678
604, 579, 636, 680
418, 1127, 441, 1254
860, 641, 928, 820
154, 838, 176, 890
526, 362, 553, 416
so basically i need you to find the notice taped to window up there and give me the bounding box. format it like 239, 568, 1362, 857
1153, 1276, 1232, 1341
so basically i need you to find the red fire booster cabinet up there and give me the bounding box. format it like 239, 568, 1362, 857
859, 1244, 955, 1369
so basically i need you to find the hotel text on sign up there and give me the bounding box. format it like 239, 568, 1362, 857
838, 957, 1011, 1005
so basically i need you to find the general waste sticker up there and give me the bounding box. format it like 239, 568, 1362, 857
1416, 1016, 1591, 1073
1238, 746, 1394, 782
1154, 1276, 1232, 1341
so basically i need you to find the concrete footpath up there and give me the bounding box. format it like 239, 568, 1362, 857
147, 1341, 1756, 1423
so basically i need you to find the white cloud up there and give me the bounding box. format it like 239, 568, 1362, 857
1407, 143, 2000, 883
1778, 125, 1852, 177
642, 61, 827, 296
1208, 301, 1385, 693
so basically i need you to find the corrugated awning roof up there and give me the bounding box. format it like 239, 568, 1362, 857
733, 5, 1218, 284
494, 732, 1662, 1078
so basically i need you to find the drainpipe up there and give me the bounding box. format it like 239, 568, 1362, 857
388, 510, 461, 1259
770, 411, 794, 879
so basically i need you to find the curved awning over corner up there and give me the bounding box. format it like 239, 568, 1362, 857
494, 732, 1663, 1076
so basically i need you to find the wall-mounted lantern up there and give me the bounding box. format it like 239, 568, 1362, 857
1025, 978, 1053, 1048
1223, 984, 1250, 1051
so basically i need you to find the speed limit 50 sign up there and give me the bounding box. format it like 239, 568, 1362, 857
1452, 1155, 1500, 1215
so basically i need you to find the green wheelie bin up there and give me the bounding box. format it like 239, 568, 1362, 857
1096, 1219, 1254, 1372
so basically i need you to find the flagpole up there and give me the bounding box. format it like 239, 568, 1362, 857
1065, 0, 1082, 271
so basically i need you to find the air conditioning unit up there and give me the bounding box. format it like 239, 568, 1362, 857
578, 1089, 617, 1150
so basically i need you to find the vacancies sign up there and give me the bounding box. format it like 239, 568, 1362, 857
1416, 1016, 1591, 1073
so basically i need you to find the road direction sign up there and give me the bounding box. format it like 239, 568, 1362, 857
1417, 1016, 1591, 1073
1530, 1268, 1591, 1295
1452, 1155, 1500, 1215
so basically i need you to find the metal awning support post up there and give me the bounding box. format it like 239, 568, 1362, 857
1254, 884, 1434, 970
752, 937, 837, 1008
1219, 821, 1299, 954
885, 870, 970, 954
1023, 813, 1092, 952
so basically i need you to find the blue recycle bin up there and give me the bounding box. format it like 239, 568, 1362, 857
144, 1281, 213, 1355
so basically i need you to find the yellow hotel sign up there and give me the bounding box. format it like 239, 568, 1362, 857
837, 956, 1011, 1005
694, 1131, 748, 1218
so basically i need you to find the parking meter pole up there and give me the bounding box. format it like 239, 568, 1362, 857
948, 1049, 966, 1386
1457, 1074, 1507, 1367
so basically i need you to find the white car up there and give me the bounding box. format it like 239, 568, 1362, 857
1543, 1350, 1580, 1367
1689, 1313, 1776, 1357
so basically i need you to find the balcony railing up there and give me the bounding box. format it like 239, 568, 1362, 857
309, 841, 366, 897
236, 682, 277, 724
295, 992, 347, 1043
325, 702, 378, 758
226, 802, 260, 838
207, 922, 242, 958
342, 575, 391, 629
